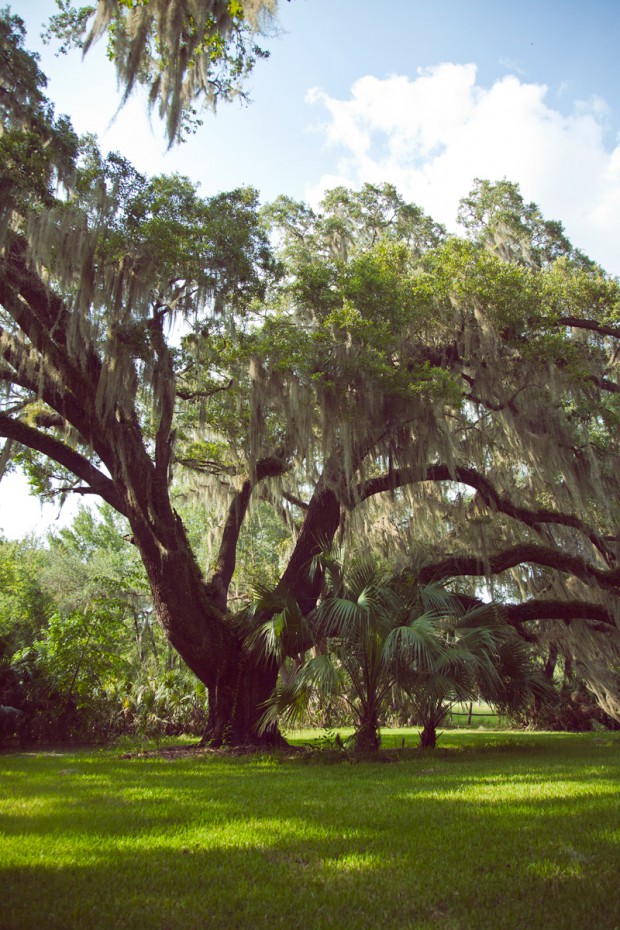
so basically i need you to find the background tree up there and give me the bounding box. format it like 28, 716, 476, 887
2, 14, 620, 746
0, 507, 213, 743
0, 535, 53, 737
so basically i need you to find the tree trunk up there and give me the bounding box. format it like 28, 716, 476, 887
353, 706, 381, 752
127, 524, 280, 746
201, 655, 285, 748
419, 721, 437, 749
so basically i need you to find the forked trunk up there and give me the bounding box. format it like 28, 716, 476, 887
122, 460, 343, 749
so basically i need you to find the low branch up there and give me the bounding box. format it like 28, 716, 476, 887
504, 598, 617, 631
418, 542, 620, 594
278, 458, 344, 615
440, 591, 617, 636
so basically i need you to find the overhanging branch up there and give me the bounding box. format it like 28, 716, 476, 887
504, 598, 617, 631
355, 462, 614, 564
418, 542, 620, 594
558, 317, 620, 341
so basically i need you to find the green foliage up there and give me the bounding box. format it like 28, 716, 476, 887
0, 11, 78, 215
0, 537, 53, 645
457, 178, 591, 269
0, 506, 209, 743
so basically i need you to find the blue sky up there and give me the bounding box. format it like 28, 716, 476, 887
2, 0, 620, 537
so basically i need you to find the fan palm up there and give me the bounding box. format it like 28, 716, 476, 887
388, 583, 552, 747
254, 551, 401, 750
253, 551, 551, 750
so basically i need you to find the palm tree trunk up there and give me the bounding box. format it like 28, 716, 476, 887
354, 705, 381, 751
419, 721, 437, 749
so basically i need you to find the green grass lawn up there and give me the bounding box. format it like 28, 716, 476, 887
1, 731, 619, 930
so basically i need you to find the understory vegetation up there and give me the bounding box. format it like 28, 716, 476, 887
1, 514, 616, 748
1, 731, 619, 930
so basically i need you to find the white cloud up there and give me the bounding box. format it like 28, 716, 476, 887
306, 64, 620, 275
499, 58, 525, 76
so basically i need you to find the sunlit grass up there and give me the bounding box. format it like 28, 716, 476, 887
1, 731, 619, 929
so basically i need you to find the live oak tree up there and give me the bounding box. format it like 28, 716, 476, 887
2, 13, 620, 745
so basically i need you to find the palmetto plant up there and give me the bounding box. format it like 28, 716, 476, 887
252, 549, 551, 750
389, 587, 544, 747
252, 551, 401, 750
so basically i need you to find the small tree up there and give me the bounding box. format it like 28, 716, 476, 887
254, 552, 400, 750
257, 556, 552, 750
391, 589, 551, 748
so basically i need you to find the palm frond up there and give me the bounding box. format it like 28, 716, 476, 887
246, 583, 313, 662
384, 614, 448, 669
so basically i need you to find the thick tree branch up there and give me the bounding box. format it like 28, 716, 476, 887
356, 463, 614, 564
149, 313, 176, 502
590, 375, 620, 394
418, 542, 620, 593
558, 317, 620, 341
448, 590, 617, 635
209, 453, 288, 605
278, 459, 344, 615
503, 598, 617, 631
0, 246, 89, 391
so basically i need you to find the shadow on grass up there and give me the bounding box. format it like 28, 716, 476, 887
1, 734, 619, 930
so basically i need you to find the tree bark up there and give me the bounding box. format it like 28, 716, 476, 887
201, 655, 286, 748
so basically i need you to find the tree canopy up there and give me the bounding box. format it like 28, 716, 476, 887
1, 11, 620, 743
